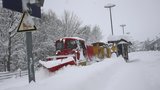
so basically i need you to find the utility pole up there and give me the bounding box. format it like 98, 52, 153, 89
120, 24, 126, 35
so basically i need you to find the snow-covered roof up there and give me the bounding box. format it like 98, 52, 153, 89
118, 40, 128, 44
60, 37, 85, 41
107, 35, 132, 42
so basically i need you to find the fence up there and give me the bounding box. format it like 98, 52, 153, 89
0, 70, 28, 82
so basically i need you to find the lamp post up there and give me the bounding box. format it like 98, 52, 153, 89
104, 4, 116, 35
120, 24, 126, 35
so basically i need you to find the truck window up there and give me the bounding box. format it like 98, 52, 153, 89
56, 41, 64, 50
66, 40, 77, 49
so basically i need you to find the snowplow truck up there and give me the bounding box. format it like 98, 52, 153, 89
39, 37, 90, 72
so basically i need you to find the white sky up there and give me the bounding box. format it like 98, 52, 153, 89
42, 0, 160, 42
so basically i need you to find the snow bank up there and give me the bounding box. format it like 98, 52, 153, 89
105, 51, 160, 90
1, 51, 160, 90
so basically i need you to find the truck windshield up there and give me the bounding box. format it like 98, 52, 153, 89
66, 40, 77, 49
56, 41, 64, 50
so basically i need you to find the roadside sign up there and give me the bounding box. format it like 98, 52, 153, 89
2, 0, 41, 18
17, 12, 37, 32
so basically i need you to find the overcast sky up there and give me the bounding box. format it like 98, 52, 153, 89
42, 0, 160, 42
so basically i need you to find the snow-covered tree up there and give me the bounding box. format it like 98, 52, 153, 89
61, 11, 81, 37
76, 25, 92, 44
32, 11, 63, 68
90, 25, 102, 43
0, 8, 25, 71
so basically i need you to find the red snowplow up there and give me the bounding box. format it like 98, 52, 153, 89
39, 37, 90, 72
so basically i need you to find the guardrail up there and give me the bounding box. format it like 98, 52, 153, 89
0, 70, 28, 82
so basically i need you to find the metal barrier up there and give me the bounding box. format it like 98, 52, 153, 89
0, 70, 28, 82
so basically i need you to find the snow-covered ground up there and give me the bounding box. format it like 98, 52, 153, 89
1, 51, 160, 90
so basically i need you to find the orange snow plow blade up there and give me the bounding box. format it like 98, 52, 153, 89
39, 56, 76, 72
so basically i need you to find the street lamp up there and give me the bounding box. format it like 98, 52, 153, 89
120, 24, 126, 35
104, 4, 116, 35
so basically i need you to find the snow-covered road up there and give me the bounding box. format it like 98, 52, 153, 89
1, 51, 160, 90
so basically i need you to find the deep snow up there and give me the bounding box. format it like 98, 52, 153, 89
1, 51, 160, 90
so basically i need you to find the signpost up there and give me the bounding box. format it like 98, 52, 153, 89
17, 12, 37, 32
2, 0, 45, 83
